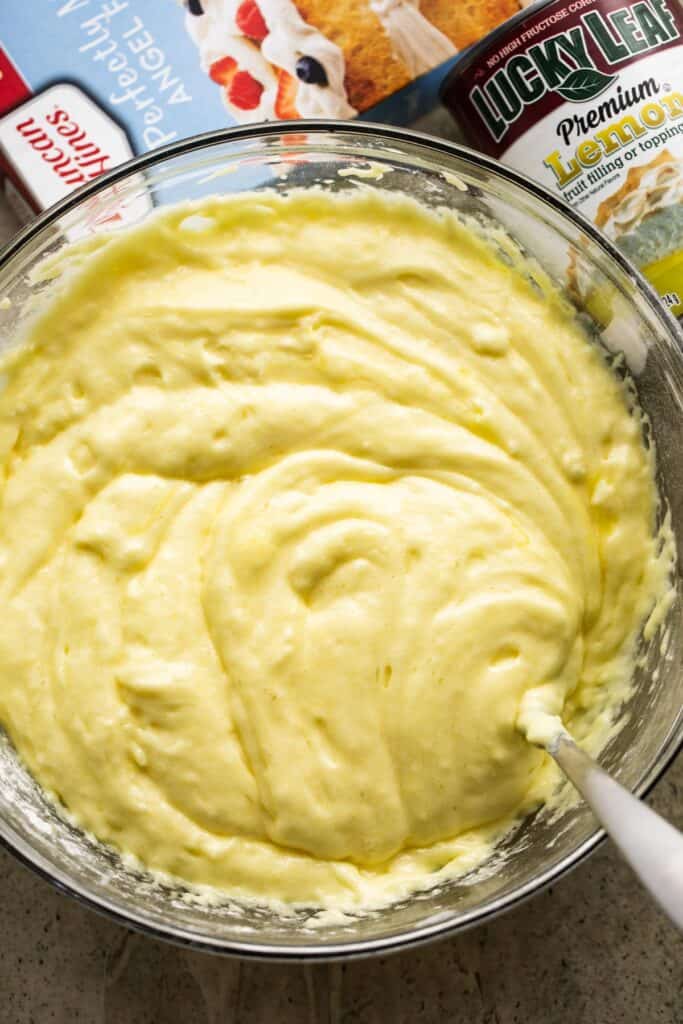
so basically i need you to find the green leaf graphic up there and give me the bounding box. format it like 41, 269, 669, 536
556, 67, 617, 103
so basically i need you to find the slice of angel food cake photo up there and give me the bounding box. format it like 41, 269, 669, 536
179, 0, 521, 121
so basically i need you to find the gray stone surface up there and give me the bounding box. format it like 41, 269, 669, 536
0, 116, 681, 1022
1, 768, 681, 1022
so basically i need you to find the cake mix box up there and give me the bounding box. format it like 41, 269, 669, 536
0, 0, 525, 222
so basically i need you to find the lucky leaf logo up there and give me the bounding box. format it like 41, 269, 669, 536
555, 67, 617, 103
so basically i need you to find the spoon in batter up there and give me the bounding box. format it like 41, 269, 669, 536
521, 710, 683, 932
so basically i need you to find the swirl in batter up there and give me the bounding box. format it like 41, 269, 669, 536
0, 191, 668, 908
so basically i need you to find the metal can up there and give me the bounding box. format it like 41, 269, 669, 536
441, 0, 683, 317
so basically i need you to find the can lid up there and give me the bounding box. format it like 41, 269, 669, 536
439, 0, 556, 104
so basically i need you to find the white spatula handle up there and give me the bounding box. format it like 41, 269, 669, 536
551, 733, 683, 932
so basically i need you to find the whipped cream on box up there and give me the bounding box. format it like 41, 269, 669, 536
258, 0, 355, 117
185, 8, 278, 123
370, 0, 456, 76
184, 0, 355, 121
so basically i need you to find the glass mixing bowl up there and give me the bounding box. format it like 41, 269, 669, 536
0, 123, 681, 959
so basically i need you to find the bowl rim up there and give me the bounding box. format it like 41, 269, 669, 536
0, 119, 681, 961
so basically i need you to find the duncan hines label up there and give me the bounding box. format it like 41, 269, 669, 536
441, 0, 683, 317
0, 85, 152, 226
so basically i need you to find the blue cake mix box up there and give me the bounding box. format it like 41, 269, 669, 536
0, 0, 523, 220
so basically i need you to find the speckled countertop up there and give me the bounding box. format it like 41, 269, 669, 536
0, 110, 681, 1024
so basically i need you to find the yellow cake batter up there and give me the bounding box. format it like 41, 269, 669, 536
0, 190, 669, 909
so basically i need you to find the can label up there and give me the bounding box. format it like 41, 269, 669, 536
444, 0, 683, 316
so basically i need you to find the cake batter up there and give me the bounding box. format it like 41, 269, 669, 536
0, 190, 668, 908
